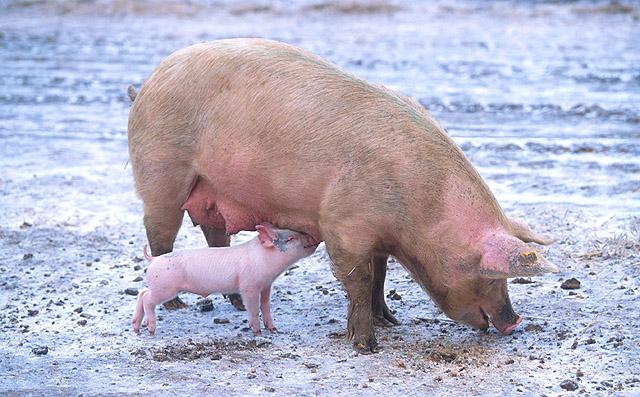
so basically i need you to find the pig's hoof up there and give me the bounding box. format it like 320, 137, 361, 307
373, 312, 399, 327
352, 335, 380, 354
268, 327, 278, 333
227, 294, 246, 311
163, 296, 188, 311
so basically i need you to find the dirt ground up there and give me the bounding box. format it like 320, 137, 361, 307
1, 1, 639, 396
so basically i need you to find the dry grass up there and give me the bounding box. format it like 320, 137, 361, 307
579, 217, 640, 261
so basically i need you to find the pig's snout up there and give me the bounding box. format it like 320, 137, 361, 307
485, 302, 522, 335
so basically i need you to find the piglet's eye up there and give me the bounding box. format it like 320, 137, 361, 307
286, 236, 294, 242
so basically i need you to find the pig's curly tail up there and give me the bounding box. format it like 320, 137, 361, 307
143, 244, 154, 261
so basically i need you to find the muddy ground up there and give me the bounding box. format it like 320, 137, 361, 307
1, 1, 639, 396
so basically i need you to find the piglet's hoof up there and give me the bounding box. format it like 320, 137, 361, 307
162, 296, 188, 310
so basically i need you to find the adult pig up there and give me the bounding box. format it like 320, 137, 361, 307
132, 223, 318, 335
127, 38, 558, 353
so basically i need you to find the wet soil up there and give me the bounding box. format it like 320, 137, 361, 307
1, 1, 639, 395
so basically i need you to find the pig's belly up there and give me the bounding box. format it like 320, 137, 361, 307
182, 176, 320, 238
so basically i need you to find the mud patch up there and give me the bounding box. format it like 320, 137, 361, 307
138, 338, 272, 362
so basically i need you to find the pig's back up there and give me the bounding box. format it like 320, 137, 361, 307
132, 38, 504, 238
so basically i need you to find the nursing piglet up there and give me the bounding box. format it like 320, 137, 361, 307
132, 223, 318, 335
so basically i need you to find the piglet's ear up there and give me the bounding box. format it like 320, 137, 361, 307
256, 224, 276, 248
480, 232, 560, 279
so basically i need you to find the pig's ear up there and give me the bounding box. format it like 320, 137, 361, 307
479, 232, 560, 279
508, 217, 556, 245
256, 224, 276, 248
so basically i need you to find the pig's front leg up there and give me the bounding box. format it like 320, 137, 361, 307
322, 230, 378, 353
260, 287, 277, 332
371, 254, 399, 327
241, 289, 262, 335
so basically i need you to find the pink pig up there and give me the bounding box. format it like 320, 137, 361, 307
132, 223, 318, 335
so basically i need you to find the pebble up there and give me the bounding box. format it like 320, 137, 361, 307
561, 278, 581, 290
214, 318, 229, 324
23, 253, 33, 260
560, 379, 579, 391
77, 319, 87, 326
197, 299, 214, 312
512, 277, 534, 284
124, 288, 138, 296
132, 276, 143, 282
32, 346, 48, 356
387, 289, 402, 300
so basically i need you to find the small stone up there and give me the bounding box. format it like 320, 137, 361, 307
560, 379, 579, 391
132, 276, 143, 282
214, 318, 229, 324
32, 346, 48, 355
23, 253, 33, 260
387, 289, 402, 300
585, 338, 596, 344
561, 278, 581, 290
124, 288, 138, 296
77, 319, 87, 326
524, 324, 543, 333
27, 309, 39, 316
505, 359, 515, 365
264, 386, 275, 392
20, 222, 32, 229
74, 307, 83, 313
576, 369, 584, 378
512, 277, 534, 284
133, 265, 142, 271
197, 299, 214, 312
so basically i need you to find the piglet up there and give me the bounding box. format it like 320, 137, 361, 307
132, 223, 318, 335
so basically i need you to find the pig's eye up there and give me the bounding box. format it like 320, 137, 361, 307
286, 236, 294, 242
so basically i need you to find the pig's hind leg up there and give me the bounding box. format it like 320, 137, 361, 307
139, 289, 167, 335
132, 156, 196, 310
132, 288, 148, 334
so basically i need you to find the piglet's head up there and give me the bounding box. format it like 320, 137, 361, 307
256, 223, 319, 257
433, 230, 558, 335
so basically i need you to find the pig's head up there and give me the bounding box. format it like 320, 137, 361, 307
256, 223, 319, 258
424, 230, 559, 335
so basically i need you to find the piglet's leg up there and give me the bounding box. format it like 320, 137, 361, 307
141, 290, 166, 336
132, 288, 147, 334
260, 287, 277, 333
241, 289, 261, 335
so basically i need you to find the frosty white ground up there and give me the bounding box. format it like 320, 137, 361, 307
1, 1, 639, 395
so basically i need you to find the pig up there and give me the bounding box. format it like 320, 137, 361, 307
132, 223, 318, 335
127, 38, 559, 353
